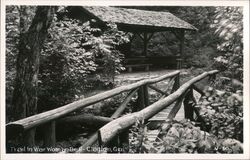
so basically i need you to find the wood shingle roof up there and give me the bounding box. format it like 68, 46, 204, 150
81, 6, 197, 32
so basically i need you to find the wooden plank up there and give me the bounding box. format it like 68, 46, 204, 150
95, 70, 218, 145
145, 130, 160, 141
6, 71, 180, 133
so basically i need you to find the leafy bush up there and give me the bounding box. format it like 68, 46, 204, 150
195, 87, 243, 141
129, 119, 243, 153
211, 7, 243, 81
38, 11, 130, 111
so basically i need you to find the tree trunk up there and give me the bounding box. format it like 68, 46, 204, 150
11, 6, 57, 147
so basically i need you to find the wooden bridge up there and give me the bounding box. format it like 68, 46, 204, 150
6, 70, 218, 153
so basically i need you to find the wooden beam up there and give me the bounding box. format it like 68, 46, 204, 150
171, 73, 180, 93
130, 33, 136, 42
171, 29, 185, 69
6, 71, 180, 133
137, 86, 145, 111
161, 32, 169, 43
183, 89, 195, 121
192, 84, 205, 96
146, 32, 154, 42
111, 88, 139, 119
143, 85, 149, 107
136, 33, 144, 41
96, 70, 218, 145
43, 121, 56, 149
57, 114, 112, 127
77, 88, 139, 152
167, 91, 187, 119
179, 30, 185, 58
171, 30, 182, 41
143, 32, 148, 56
159, 76, 177, 99
148, 85, 169, 96
136, 32, 153, 56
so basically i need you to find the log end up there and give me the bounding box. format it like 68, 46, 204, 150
6, 123, 25, 139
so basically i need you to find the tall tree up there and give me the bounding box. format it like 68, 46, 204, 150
11, 6, 57, 146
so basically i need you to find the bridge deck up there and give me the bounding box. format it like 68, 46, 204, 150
146, 89, 200, 141
149, 103, 184, 121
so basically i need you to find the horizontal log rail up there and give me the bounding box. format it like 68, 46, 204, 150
57, 114, 112, 127
6, 70, 180, 134
94, 70, 219, 146
76, 88, 140, 152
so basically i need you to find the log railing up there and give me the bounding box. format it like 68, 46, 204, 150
6, 70, 181, 152
94, 70, 218, 147
6, 70, 219, 153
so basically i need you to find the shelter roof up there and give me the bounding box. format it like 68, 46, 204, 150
81, 6, 197, 32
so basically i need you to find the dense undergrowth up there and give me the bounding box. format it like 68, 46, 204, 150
128, 86, 243, 154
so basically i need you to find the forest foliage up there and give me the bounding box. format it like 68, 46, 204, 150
5, 5, 244, 154
6, 6, 243, 117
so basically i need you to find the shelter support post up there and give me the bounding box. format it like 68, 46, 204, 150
178, 30, 185, 69
171, 29, 185, 69
143, 32, 148, 56
137, 32, 154, 57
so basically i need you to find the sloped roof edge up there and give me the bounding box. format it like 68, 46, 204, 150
81, 6, 198, 31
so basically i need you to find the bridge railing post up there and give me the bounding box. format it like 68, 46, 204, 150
136, 84, 150, 112
183, 87, 195, 121
43, 121, 56, 150
171, 73, 180, 93
23, 129, 36, 152
143, 84, 149, 107
137, 86, 145, 111
118, 128, 130, 153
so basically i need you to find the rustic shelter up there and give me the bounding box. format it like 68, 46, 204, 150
67, 6, 197, 71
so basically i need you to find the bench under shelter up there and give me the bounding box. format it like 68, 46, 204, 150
67, 6, 197, 72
